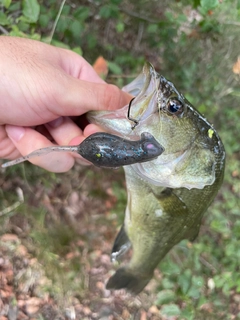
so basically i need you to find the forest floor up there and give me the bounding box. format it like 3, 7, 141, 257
0, 165, 171, 320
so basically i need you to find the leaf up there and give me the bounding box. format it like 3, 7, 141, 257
8, 1, 20, 11
72, 47, 83, 56
2, 0, 12, 9
116, 22, 124, 33
56, 17, 70, 33
107, 61, 122, 75
87, 34, 97, 49
178, 269, 192, 294
93, 56, 108, 79
200, 0, 219, 11
99, 5, 119, 19
161, 278, 175, 289
0, 12, 9, 25
188, 276, 204, 298
51, 40, 70, 49
193, 0, 201, 8
28, 33, 41, 40
160, 258, 181, 274
180, 308, 194, 320
161, 304, 181, 316
22, 0, 40, 23
155, 290, 176, 305
73, 6, 89, 21
70, 20, 84, 39
39, 13, 50, 28
99, 5, 112, 19
9, 25, 26, 37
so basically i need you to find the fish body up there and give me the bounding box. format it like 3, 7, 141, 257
88, 63, 225, 294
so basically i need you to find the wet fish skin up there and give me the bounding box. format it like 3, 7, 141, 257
88, 63, 225, 294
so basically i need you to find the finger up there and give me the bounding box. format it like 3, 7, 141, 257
57, 49, 132, 113
45, 116, 91, 166
45, 116, 83, 145
59, 49, 106, 84
83, 124, 105, 137
54, 76, 132, 117
0, 125, 21, 160
5, 125, 75, 172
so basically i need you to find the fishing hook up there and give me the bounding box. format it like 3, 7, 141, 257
127, 97, 139, 130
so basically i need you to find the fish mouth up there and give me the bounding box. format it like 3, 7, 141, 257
132, 148, 190, 188
88, 63, 183, 137
122, 63, 160, 127
88, 63, 161, 136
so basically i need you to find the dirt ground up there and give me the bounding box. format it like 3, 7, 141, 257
0, 164, 169, 320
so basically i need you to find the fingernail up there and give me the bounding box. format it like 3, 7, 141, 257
48, 117, 63, 128
6, 125, 25, 142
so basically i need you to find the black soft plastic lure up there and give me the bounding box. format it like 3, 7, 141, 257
78, 132, 164, 167
2, 132, 164, 168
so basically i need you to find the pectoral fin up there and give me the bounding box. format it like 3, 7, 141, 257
111, 225, 131, 262
156, 188, 201, 242
156, 188, 189, 216
186, 218, 202, 242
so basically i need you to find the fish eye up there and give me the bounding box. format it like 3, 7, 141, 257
166, 97, 184, 115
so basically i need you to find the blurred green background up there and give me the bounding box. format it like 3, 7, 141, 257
0, 0, 240, 319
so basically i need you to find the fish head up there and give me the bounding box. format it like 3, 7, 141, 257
88, 63, 222, 190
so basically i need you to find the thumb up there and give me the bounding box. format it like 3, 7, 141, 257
53, 75, 132, 117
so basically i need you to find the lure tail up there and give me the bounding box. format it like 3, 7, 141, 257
106, 267, 152, 294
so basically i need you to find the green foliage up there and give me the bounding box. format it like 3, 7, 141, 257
22, 0, 40, 23
155, 290, 176, 305
1, 0, 11, 9
200, 0, 219, 12
161, 304, 181, 317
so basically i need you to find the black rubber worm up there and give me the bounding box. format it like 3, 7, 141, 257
1, 132, 164, 168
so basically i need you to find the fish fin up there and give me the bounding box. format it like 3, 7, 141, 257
187, 221, 202, 242
106, 267, 151, 294
111, 225, 131, 262
157, 188, 201, 242
156, 188, 189, 216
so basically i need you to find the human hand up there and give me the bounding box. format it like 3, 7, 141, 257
0, 36, 131, 172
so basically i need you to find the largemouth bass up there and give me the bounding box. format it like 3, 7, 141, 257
88, 63, 225, 294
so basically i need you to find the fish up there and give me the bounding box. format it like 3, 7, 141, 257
88, 63, 225, 294
1, 132, 164, 168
